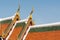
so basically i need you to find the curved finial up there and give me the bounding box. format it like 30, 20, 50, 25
29, 7, 34, 19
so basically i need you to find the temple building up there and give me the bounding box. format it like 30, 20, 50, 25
0, 4, 60, 40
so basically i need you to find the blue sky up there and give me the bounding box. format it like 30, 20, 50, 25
0, 0, 60, 24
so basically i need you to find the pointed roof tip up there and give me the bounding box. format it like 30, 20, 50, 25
15, 0, 20, 16
29, 7, 34, 19
17, 4, 20, 12
15, 6, 20, 17
30, 7, 34, 15
16, 0, 20, 12
13, 2, 20, 20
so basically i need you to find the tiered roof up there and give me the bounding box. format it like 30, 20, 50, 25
0, 4, 60, 40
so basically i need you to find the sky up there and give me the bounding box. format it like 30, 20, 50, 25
0, 0, 60, 24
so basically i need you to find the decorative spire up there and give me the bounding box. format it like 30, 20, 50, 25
29, 7, 34, 19
17, 1, 20, 12
13, 1, 20, 22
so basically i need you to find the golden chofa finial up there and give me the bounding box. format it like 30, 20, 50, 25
17, 0, 20, 13
29, 7, 34, 19
13, 2, 20, 23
